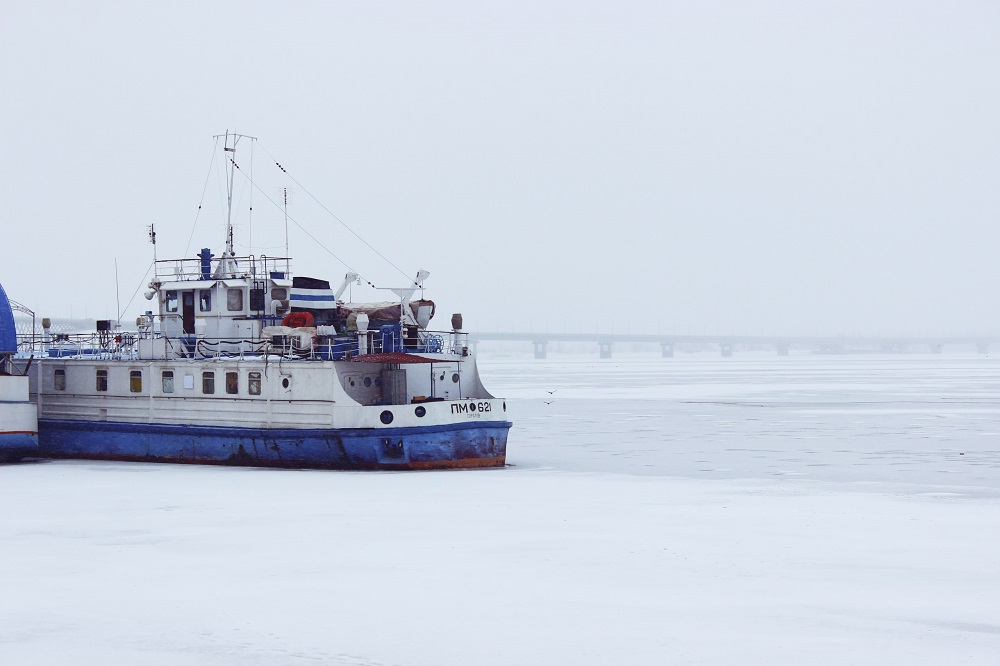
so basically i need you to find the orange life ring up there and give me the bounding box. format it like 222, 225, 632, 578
282, 311, 315, 328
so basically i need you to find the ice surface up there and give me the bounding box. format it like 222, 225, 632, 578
1, 354, 998, 664
487, 354, 1000, 492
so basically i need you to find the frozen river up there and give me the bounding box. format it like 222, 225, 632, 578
492, 354, 1000, 492
2, 353, 999, 664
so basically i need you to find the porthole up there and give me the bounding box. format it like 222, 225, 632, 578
452, 373, 460, 383
380, 410, 394, 424
414, 406, 426, 417
364, 377, 372, 388
282, 377, 290, 389
374, 377, 381, 387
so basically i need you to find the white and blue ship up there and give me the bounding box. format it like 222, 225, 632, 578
0, 282, 38, 461
19, 134, 510, 469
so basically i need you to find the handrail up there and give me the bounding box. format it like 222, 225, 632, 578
153, 255, 293, 282
17, 327, 470, 362
9, 300, 36, 350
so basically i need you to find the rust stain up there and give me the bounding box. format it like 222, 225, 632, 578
398, 456, 506, 470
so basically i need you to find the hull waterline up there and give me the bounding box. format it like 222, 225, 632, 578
38, 418, 510, 470
0, 432, 39, 462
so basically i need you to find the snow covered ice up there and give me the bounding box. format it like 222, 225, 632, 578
2, 353, 999, 664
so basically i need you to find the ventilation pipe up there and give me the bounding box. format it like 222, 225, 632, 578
356, 313, 369, 356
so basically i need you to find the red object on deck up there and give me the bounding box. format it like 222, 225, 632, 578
282, 311, 315, 328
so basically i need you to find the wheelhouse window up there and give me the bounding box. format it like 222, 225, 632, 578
248, 371, 261, 395
270, 287, 287, 300
202, 371, 215, 394
54, 368, 66, 391
227, 288, 244, 311
96, 369, 108, 392
250, 288, 265, 312
226, 371, 238, 395
129, 370, 142, 393
166, 291, 178, 313
162, 370, 174, 393
199, 289, 212, 312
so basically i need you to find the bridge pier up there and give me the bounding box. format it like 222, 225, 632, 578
533, 341, 547, 359
720, 343, 733, 358
775, 343, 789, 356
660, 342, 674, 358
977, 343, 990, 355
599, 341, 613, 359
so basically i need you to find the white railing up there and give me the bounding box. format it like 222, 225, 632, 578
18, 325, 470, 363
153, 255, 292, 282
18, 331, 139, 361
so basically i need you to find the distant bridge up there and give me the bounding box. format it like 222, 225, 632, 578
467, 332, 1000, 359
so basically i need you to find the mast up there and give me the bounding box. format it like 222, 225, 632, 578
224, 130, 236, 256
213, 130, 257, 259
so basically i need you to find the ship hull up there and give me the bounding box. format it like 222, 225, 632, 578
0, 387, 40, 461
38, 418, 510, 470
0, 432, 39, 462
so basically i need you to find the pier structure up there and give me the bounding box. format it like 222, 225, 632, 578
469, 332, 1000, 359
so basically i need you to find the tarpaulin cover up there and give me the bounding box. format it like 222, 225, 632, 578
291, 276, 337, 310
0, 283, 17, 353
292, 276, 332, 290
339, 300, 436, 325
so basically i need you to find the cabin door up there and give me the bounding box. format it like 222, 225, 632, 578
182, 291, 195, 334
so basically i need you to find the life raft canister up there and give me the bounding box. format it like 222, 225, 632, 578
281, 311, 315, 328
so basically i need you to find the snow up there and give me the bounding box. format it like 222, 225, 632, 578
2, 353, 999, 664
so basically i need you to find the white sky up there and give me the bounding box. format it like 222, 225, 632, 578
2, 1, 998, 336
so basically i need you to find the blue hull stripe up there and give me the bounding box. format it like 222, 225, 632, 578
0, 432, 39, 459
38, 418, 512, 470
290, 294, 336, 302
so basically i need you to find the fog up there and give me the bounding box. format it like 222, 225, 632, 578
2, 1, 998, 336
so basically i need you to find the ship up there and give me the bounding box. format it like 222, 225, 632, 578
20, 133, 511, 469
0, 282, 38, 461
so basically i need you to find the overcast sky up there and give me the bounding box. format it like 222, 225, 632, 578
2, 1, 998, 336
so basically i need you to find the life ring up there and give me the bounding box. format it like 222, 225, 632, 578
282, 311, 315, 328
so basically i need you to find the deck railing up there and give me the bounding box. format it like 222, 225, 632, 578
153, 255, 292, 282
17, 327, 469, 363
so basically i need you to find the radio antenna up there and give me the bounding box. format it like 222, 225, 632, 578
115, 258, 122, 327
148, 223, 157, 264
284, 187, 290, 273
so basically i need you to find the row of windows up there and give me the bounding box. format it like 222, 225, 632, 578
165, 289, 243, 313
162, 370, 262, 395
53, 368, 263, 396
164, 287, 288, 314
